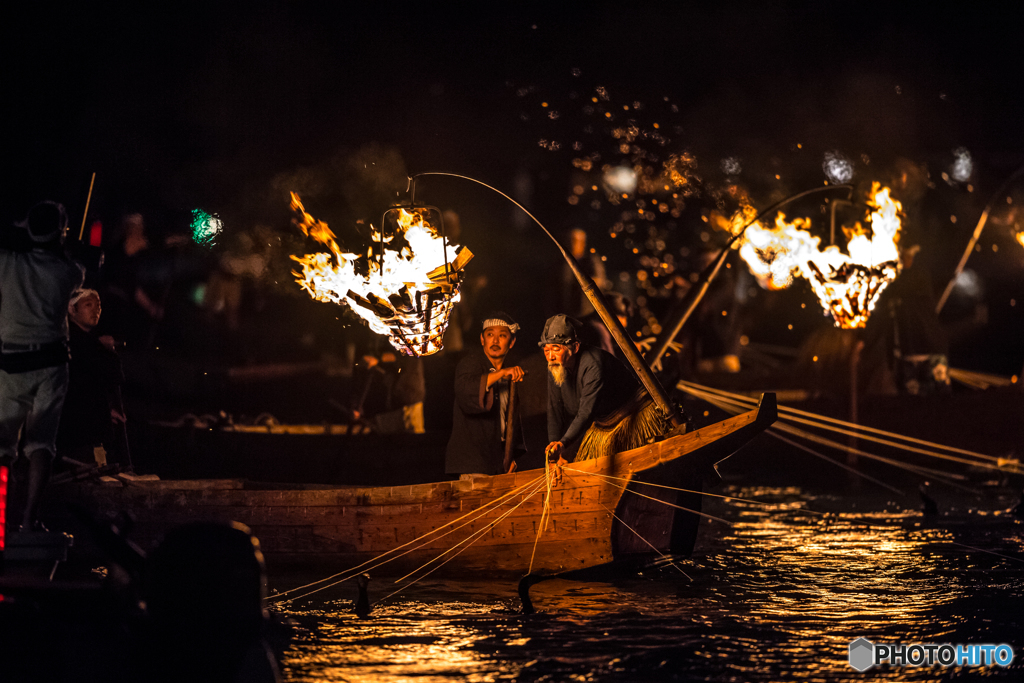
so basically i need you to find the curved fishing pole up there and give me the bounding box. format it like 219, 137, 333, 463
406, 171, 682, 428
646, 184, 854, 367
935, 163, 1024, 314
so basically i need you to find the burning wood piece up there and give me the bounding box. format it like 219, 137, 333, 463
290, 194, 474, 356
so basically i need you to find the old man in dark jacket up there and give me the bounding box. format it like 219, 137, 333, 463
542, 314, 667, 465
445, 312, 526, 478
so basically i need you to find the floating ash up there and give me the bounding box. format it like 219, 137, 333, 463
733, 183, 903, 328
289, 193, 473, 356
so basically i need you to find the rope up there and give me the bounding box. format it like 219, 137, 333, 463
558, 470, 692, 580
691, 388, 981, 493
677, 382, 1022, 476
766, 431, 905, 495
678, 380, 1017, 468
528, 459, 556, 573
563, 466, 832, 514
563, 467, 732, 526
946, 541, 1024, 565
390, 477, 548, 585
375, 477, 549, 606
269, 473, 545, 602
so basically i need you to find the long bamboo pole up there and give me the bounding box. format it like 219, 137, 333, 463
645, 185, 853, 368
935, 164, 1024, 314
407, 172, 682, 428
78, 172, 96, 241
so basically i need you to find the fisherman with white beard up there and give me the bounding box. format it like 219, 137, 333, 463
541, 314, 651, 465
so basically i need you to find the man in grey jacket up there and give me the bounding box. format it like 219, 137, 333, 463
0, 201, 83, 530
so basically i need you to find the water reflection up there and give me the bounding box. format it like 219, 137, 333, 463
274, 486, 1023, 682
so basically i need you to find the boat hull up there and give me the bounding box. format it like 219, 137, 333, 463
50, 394, 776, 577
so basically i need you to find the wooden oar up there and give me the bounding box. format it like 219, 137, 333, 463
503, 381, 519, 473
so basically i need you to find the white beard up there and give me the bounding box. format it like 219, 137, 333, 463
548, 363, 566, 387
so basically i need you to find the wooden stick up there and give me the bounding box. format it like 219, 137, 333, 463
935, 164, 1024, 314
503, 381, 519, 473
78, 172, 96, 241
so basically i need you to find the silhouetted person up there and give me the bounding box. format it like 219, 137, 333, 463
141, 521, 280, 683
0, 201, 83, 530
57, 288, 128, 467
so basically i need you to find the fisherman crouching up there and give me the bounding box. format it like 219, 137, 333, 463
0, 201, 84, 531
542, 314, 668, 465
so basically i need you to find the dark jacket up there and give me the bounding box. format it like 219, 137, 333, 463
547, 345, 637, 446
445, 352, 524, 475
57, 324, 123, 448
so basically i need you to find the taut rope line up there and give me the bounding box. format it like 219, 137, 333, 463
376, 478, 549, 606
691, 389, 979, 492
559, 470, 692, 580
563, 466, 833, 514
678, 383, 1020, 477
678, 380, 1016, 469
527, 458, 556, 574
270, 473, 545, 602
390, 477, 549, 585
569, 471, 734, 526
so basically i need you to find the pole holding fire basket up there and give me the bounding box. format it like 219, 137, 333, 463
404, 172, 684, 429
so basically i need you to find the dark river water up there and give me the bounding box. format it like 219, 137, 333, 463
270, 482, 1023, 682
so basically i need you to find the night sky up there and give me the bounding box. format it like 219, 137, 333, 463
4, 1, 1023, 372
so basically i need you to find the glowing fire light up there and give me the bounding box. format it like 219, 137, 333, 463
734, 183, 903, 328
289, 193, 472, 356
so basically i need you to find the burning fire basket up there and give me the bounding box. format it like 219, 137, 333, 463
290, 195, 473, 357
348, 205, 472, 355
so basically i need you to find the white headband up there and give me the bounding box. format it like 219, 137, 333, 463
481, 318, 519, 334
69, 288, 100, 311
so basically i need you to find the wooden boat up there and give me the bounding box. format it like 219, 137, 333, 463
51, 393, 776, 577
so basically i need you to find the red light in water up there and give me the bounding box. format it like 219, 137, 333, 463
88, 220, 103, 247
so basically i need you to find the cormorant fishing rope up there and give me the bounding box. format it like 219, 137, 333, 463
390, 477, 549, 585
678, 380, 1018, 470
692, 389, 980, 493
527, 458, 556, 574
772, 423, 982, 494
558, 469, 692, 580
269, 473, 546, 603
562, 466, 835, 515
562, 469, 733, 526
375, 477, 549, 606
946, 542, 1024, 565
767, 430, 906, 495
679, 384, 1019, 479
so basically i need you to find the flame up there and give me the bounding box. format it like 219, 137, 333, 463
734, 183, 903, 328
1016, 231, 1024, 249
289, 193, 470, 355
